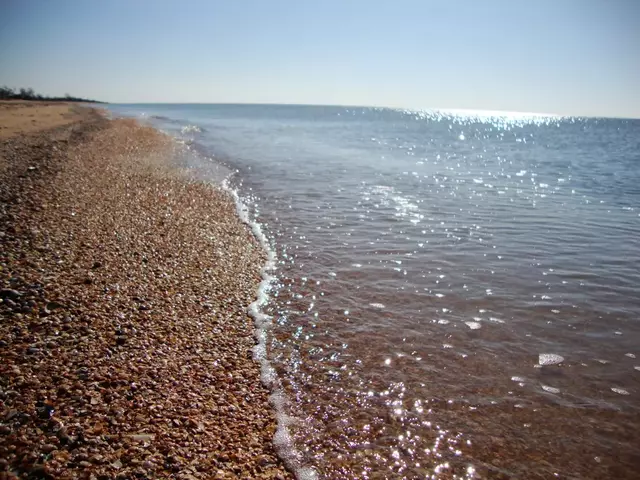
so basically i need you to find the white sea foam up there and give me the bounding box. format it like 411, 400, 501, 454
181, 124, 203, 134
223, 177, 318, 479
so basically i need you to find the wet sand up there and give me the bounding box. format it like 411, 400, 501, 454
0, 103, 291, 479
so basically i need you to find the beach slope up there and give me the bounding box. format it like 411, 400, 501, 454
0, 102, 291, 479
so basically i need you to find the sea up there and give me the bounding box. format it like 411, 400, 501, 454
108, 104, 640, 479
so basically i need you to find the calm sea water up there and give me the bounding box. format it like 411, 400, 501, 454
109, 104, 640, 479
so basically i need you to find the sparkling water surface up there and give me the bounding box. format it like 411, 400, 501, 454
109, 104, 640, 479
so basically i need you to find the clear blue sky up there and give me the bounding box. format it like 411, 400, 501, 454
1, 0, 639, 117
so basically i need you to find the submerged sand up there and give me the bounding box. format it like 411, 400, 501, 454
0, 103, 291, 479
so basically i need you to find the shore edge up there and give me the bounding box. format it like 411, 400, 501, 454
0, 103, 292, 479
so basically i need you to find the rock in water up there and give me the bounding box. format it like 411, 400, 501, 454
538, 353, 564, 366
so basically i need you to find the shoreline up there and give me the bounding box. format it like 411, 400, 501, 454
0, 102, 291, 478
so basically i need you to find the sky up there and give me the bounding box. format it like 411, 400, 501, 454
1, 0, 639, 117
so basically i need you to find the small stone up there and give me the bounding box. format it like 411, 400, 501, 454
57, 428, 70, 444
0, 289, 21, 300
5, 410, 19, 420
37, 404, 55, 419
42, 444, 58, 453
42, 301, 64, 316
178, 473, 198, 480
128, 434, 154, 443
29, 465, 53, 480
4, 299, 18, 310
538, 353, 564, 366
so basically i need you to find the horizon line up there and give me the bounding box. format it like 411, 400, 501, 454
107, 101, 640, 120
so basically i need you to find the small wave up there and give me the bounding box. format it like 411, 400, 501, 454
135, 113, 186, 126
223, 178, 317, 480
181, 124, 204, 134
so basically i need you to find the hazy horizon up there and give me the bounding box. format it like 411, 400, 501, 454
109, 102, 639, 120
1, 0, 639, 118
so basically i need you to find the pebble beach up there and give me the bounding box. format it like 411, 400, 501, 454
0, 102, 291, 479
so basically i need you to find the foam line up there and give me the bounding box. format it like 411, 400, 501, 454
222, 177, 317, 480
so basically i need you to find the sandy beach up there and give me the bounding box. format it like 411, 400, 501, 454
0, 102, 291, 479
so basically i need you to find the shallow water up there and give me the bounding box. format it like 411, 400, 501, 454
110, 104, 640, 478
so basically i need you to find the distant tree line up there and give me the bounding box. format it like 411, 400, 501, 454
0, 86, 104, 103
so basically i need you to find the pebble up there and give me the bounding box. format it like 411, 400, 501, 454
0, 288, 21, 300
538, 353, 564, 366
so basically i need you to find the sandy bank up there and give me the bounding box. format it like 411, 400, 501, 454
0, 101, 91, 140
0, 103, 291, 479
